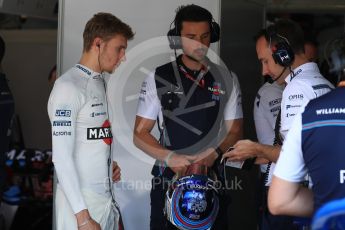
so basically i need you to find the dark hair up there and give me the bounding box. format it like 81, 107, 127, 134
83, 12, 134, 52
48, 65, 57, 82
0, 35, 5, 63
254, 19, 305, 55
174, 4, 213, 34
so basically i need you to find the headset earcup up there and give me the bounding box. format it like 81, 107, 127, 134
210, 21, 220, 43
272, 42, 295, 67
167, 20, 220, 49
167, 28, 181, 50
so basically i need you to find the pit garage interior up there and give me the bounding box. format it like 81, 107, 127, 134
0, 0, 344, 229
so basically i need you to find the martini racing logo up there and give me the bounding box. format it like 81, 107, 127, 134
208, 82, 225, 101
55, 110, 71, 117
87, 120, 112, 145
53, 120, 71, 126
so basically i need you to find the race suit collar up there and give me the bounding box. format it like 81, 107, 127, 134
75, 64, 101, 78
285, 62, 319, 84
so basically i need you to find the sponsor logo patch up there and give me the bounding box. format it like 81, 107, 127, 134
87, 120, 112, 145
53, 131, 71, 136
53, 120, 71, 126
269, 98, 281, 107
286, 104, 301, 110
316, 108, 345, 115
55, 110, 71, 117
288, 94, 304, 100
290, 69, 302, 81
270, 106, 280, 113
91, 103, 103, 107
286, 113, 296, 118
90, 112, 106, 117
208, 82, 225, 101
76, 64, 91, 75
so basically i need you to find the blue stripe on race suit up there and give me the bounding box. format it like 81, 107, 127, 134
312, 84, 333, 91
302, 119, 345, 131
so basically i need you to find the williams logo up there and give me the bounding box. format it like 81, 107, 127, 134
316, 107, 345, 115
53, 120, 71, 126
55, 110, 71, 117
87, 120, 112, 145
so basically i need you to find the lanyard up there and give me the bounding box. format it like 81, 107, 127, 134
179, 64, 208, 88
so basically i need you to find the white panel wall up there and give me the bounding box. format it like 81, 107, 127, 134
59, 1, 220, 229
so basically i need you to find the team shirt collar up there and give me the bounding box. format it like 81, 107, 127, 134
75, 64, 102, 79
285, 62, 319, 84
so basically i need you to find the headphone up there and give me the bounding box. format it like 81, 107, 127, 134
267, 30, 295, 67
167, 5, 220, 50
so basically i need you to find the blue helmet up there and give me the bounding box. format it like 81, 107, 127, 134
165, 173, 219, 230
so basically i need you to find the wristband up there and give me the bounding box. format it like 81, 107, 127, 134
215, 147, 223, 156
78, 217, 91, 228
164, 151, 174, 166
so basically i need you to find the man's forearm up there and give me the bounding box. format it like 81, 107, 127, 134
256, 144, 281, 162
284, 186, 314, 217
133, 131, 170, 162
269, 180, 314, 217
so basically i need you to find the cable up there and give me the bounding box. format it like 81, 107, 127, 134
273, 67, 287, 82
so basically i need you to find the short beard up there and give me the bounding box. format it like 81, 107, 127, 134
185, 54, 200, 63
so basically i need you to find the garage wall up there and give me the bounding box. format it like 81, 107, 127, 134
1, 29, 57, 150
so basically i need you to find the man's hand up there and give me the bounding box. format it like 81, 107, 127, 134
338, 80, 345, 87
112, 161, 121, 182
194, 148, 218, 167
78, 219, 101, 230
222, 140, 258, 161
167, 153, 196, 175
75, 209, 101, 230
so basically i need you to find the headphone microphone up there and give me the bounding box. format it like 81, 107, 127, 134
273, 67, 287, 82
